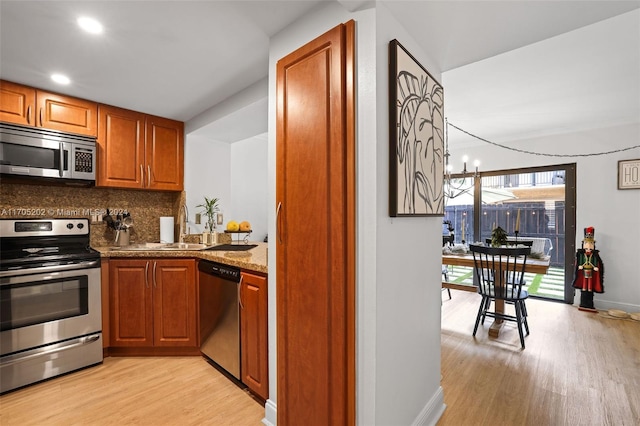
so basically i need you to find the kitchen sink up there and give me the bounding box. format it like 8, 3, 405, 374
161, 243, 211, 250
113, 242, 211, 251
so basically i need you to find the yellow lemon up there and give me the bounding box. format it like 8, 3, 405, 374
226, 221, 239, 231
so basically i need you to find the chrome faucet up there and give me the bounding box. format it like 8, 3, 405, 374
178, 203, 189, 242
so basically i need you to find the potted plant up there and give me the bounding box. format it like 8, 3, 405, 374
197, 196, 220, 233
490, 226, 508, 247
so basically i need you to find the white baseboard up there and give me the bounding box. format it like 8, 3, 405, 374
262, 398, 277, 426
412, 386, 446, 426
262, 389, 449, 426
595, 299, 640, 313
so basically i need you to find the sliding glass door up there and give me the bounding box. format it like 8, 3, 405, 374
444, 164, 576, 303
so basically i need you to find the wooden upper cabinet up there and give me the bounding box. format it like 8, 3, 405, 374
97, 105, 184, 191
97, 105, 146, 189
37, 90, 97, 136
0, 80, 36, 126
145, 115, 184, 191
0, 80, 97, 136
1, 80, 184, 190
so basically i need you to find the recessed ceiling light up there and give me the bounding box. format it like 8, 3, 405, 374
77, 16, 103, 34
51, 74, 71, 85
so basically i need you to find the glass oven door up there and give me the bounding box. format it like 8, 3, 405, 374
0, 266, 101, 356
1, 275, 88, 331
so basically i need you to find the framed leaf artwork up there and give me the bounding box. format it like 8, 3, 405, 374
389, 39, 445, 217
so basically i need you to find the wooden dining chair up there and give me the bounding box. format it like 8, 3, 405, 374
484, 238, 534, 317
469, 244, 531, 349
442, 235, 452, 300
442, 266, 451, 300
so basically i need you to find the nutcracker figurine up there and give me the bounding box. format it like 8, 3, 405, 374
572, 226, 604, 312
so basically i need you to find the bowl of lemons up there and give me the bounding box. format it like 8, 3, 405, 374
225, 220, 251, 232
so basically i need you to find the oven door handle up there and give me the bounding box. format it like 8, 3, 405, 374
0, 334, 101, 367
0, 260, 101, 280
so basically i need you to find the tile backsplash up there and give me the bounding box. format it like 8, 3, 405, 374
0, 181, 183, 247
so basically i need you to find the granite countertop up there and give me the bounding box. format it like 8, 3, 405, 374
95, 242, 268, 274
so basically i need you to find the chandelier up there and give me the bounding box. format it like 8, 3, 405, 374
444, 118, 479, 201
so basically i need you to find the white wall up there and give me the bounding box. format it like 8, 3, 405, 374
186, 77, 268, 137
374, 3, 445, 425
267, 2, 445, 425
184, 133, 268, 241
448, 123, 640, 312
184, 134, 231, 235
230, 133, 268, 242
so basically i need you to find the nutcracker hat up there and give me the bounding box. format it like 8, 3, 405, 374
583, 226, 595, 242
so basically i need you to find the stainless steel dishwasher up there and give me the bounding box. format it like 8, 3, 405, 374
198, 260, 241, 380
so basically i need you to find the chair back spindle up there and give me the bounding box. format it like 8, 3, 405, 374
471, 245, 530, 298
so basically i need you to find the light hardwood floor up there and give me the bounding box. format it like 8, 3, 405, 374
438, 290, 640, 425
2, 293, 638, 425
0, 356, 264, 426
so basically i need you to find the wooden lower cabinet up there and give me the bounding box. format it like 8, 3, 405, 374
240, 271, 269, 400
109, 258, 197, 349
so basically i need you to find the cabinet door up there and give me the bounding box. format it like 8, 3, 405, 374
0, 80, 36, 126
37, 90, 97, 136
145, 115, 184, 191
276, 21, 356, 425
109, 260, 153, 347
97, 105, 145, 188
152, 259, 196, 347
240, 272, 269, 400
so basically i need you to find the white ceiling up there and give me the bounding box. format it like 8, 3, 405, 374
0, 0, 324, 122
1, 1, 639, 144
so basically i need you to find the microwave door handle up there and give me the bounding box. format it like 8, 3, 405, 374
59, 142, 65, 177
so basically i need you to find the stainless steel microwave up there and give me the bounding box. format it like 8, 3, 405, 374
0, 122, 96, 184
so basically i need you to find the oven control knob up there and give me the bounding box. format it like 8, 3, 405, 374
66, 223, 74, 229
77, 223, 84, 229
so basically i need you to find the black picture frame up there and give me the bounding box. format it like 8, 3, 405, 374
389, 39, 445, 217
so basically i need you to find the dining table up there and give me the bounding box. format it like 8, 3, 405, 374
442, 252, 551, 337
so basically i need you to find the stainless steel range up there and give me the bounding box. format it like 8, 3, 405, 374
0, 218, 103, 394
